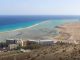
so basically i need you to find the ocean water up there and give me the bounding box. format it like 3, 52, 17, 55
0, 15, 79, 32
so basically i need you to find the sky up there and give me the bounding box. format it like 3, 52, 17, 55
0, 0, 80, 15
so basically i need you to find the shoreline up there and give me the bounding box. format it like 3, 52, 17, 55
0, 20, 50, 33
0, 19, 79, 42
0, 19, 79, 33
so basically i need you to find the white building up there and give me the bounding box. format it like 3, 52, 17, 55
8, 44, 18, 50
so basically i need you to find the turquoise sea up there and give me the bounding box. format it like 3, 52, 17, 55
0, 15, 79, 32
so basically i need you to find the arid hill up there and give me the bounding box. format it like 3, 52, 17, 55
0, 43, 80, 60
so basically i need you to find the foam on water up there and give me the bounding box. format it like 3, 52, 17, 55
0, 15, 79, 32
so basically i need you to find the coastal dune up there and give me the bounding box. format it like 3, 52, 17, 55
54, 22, 80, 44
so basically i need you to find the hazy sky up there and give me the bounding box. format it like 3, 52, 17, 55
0, 0, 80, 15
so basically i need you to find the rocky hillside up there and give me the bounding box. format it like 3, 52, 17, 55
1, 43, 80, 60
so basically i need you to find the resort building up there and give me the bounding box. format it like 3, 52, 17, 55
17, 40, 30, 47
6, 39, 18, 50
6, 39, 17, 45
34, 40, 54, 46
8, 44, 18, 50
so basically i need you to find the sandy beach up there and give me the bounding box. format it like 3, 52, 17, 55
0, 20, 80, 43
0, 20, 57, 42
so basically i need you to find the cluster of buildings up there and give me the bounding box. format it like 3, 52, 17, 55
0, 37, 78, 52
6, 39, 33, 50
0, 39, 31, 51
1, 37, 76, 51
0, 39, 55, 51
0, 36, 79, 51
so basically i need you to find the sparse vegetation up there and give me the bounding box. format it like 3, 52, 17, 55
0, 43, 80, 60
21, 43, 41, 50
